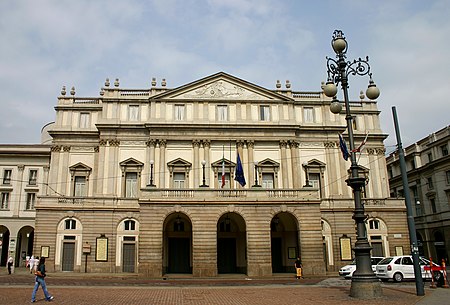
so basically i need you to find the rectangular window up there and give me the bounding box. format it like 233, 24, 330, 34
427, 177, 434, 190
218, 173, 230, 188
430, 198, 437, 213
3, 169, 12, 184
309, 173, 320, 189
174, 104, 185, 121
262, 173, 274, 189
447, 170, 450, 184
26, 193, 36, 210
304, 107, 315, 123
79, 112, 90, 128
128, 105, 139, 121
125, 172, 138, 198
29, 170, 37, 185
259, 105, 270, 121
1, 192, 10, 210
217, 105, 228, 121
428, 152, 433, 163
441, 144, 449, 157
74, 176, 87, 197
173, 172, 185, 189
410, 159, 416, 170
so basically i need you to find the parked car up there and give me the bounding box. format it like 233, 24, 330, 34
375, 255, 443, 282
339, 257, 384, 279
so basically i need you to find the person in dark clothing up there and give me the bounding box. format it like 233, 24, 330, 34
31, 257, 54, 302
294, 256, 303, 279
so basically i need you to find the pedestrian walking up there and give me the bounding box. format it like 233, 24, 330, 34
33, 256, 39, 273
31, 257, 54, 302
7, 256, 13, 274
29, 255, 35, 274
294, 256, 303, 279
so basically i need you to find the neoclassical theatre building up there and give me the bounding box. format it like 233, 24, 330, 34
33, 72, 409, 277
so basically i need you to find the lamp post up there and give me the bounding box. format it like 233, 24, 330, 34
324, 30, 382, 299
200, 160, 208, 187
252, 161, 261, 187
302, 161, 311, 187
148, 160, 155, 187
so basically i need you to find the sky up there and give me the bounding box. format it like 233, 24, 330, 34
0, 0, 449, 152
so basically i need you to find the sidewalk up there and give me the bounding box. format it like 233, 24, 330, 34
1, 267, 449, 304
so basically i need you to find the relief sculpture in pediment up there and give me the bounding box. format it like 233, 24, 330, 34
182, 81, 262, 99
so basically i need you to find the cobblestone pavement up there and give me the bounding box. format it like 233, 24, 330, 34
0, 268, 448, 305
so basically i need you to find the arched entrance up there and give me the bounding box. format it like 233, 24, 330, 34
217, 212, 247, 274
0, 226, 10, 266
270, 212, 299, 273
16, 226, 34, 267
163, 213, 192, 274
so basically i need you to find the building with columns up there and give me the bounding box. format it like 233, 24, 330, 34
30, 72, 409, 277
386, 125, 450, 264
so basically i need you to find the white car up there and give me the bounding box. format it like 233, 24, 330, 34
375, 255, 443, 282
339, 257, 384, 279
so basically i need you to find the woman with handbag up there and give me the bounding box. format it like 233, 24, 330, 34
31, 257, 54, 302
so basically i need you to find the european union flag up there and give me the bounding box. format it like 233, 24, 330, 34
234, 152, 246, 187
339, 133, 350, 161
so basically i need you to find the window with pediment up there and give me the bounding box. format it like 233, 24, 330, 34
119, 158, 144, 198
256, 159, 279, 189
304, 159, 326, 197
69, 163, 92, 197
167, 158, 192, 188
211, 159, 235, 189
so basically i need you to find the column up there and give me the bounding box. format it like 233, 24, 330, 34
62, 146, 71, 195
97, 139, 107, 196
146, 139, 157, 186
280, 140, 288, 188
159, 140, 166, 188
247, 141, 255, 186
289, 141, 300, 188
108, 139, 120, 195
203, 140, 210, 186
193, 139, 200, 187
15, 165, 24, 216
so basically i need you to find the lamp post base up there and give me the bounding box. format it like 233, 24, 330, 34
350, 279, 382, 299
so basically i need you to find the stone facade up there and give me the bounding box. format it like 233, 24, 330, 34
29, 72, 409, 277
0, 145, 51, 267
386, 125, 450, 263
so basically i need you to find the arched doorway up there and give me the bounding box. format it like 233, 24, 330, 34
416, 232, 425, 257
0, 226, 10, 266
16, 226, 34, 267
163, 213, 192, 274
217, 212, 247, 274
270, 212, 299, 273
117, 218, 139, 273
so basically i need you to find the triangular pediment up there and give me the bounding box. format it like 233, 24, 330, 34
258, 158, 280, 167
119, 158, 144, 167
305, 159, 326, 168
153, 72, 293, 101
167, 158, 192, 167
69, 162, 92, 172
211, 158, 236, 167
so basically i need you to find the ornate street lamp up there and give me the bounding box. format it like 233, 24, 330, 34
302, 161, 312, 187
200, 160, 208, 187
252, 161, 261, 187
324, 30, 382, 299
148, 160, 156, 187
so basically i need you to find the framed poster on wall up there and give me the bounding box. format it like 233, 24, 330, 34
288, 247, 297, 259
339, 236, 352, 261
96, 235, 108, 262
40, 246, 50, 258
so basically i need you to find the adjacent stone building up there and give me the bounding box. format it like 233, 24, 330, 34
0, 144, 51, 267
386, 125, 450, 263
20, 72, 410, 277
